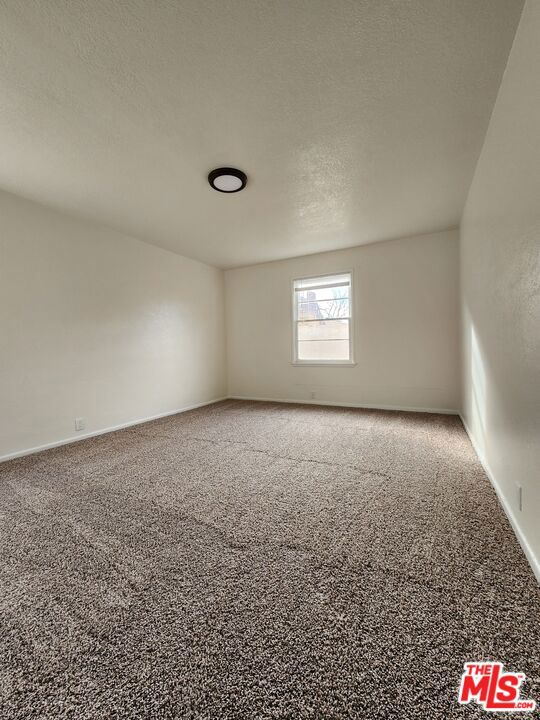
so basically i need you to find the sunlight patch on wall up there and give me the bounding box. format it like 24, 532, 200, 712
468, 318, 487, 458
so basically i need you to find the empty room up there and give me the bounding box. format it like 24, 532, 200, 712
1, 0, 539, 717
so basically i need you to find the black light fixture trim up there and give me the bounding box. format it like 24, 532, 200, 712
208, 167, 248, 193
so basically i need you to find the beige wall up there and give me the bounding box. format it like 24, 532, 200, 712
0, 190, 226, 458
460, 0, 540, 578
225, 229, 460, 412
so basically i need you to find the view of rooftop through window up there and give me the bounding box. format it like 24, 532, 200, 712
293, 273, 352, 363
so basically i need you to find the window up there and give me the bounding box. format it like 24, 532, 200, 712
292, 272, 353, 364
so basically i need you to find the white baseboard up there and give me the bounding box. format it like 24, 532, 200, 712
0, 397, 228, 463
228, 395, 459, 415
460, 414, 540, 586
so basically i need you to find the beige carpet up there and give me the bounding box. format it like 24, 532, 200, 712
1, 399, 538, 719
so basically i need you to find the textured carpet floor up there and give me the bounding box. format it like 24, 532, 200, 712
1, 400, 539, 719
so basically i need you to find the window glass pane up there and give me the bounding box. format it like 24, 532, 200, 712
297, 319, 349, 341
297, 297, 350, 320
297, 339, 350, 361
293, 273, 352, 362
296, 291, 350, 304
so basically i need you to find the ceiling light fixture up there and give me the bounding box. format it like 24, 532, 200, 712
208, 167, 247, 193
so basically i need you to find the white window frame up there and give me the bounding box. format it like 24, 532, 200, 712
291, 271, 355, 366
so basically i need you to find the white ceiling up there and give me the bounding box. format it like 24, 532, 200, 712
0, 0, 523, 268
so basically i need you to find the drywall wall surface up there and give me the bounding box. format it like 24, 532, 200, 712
460, 0, 539, 575
0, 190, 226, 458
225, 229, 460, 412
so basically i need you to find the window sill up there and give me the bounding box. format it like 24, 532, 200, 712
291, 361, 357, 367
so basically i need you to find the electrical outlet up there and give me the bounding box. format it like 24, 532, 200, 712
516, 483, 523, 512
310, 391, 316, 400
75, 417, 86, 432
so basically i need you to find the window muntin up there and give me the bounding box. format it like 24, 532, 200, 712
293, 273, 353, 364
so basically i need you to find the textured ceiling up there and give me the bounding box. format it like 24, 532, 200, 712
0, 0, 524, 268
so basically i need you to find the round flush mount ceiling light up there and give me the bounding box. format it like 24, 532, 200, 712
208, 167, 247, 193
